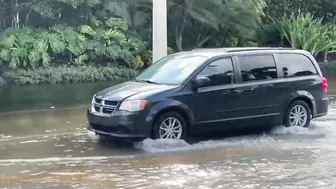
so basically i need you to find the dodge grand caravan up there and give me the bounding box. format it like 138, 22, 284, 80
87, 47, 329, 140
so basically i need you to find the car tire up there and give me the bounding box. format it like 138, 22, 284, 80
152, 111, 187, 140
284, 100, 311, 128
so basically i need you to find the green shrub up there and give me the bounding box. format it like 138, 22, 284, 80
0, 17, 149, 70
2, 66, 139, 85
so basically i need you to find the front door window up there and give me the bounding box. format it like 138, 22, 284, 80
197, 58, 234, 86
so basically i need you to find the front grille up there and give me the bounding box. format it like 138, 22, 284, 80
105, 100, 118, 106
94, 97, 102, 104
92, 97, 119, 116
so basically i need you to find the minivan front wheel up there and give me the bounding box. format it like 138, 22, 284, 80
284, 100, 311, 128
152, 111, 187, 140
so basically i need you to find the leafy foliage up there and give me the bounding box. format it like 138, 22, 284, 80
277, 11, 336, 56
0, 17, 148, 70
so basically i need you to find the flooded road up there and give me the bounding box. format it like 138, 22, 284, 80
0, 79, 336, 189
1, 106, 336, 189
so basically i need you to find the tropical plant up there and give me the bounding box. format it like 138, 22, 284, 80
0, 17, 148, 70
277, 11, 336, 57
79, 17, 147, 67
0, 28, 50, 69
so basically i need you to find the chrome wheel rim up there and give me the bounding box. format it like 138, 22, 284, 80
289, 105, 308, 127
159, 117, 183, 139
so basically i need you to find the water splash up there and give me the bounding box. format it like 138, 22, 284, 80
136, 138, 190, 153
87, 131, 99, 140
19, 140, 40, 144
0, 134, 12, 139
137, 119, 335, 153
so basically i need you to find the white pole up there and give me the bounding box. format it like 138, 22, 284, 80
152, 0, 168, 63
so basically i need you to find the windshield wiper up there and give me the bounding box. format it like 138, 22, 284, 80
135, 78, 160, 85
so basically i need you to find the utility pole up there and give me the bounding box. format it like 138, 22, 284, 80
152, 0, 168, 63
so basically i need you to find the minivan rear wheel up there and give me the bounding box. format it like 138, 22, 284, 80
152, 111, 187, 140
284, 100, 311, 128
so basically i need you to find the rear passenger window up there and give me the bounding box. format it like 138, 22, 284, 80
277, 54, 317, 77
238, 55, 277, 82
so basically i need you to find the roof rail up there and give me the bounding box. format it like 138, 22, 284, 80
225, 47, 296, 52
192, 47, 296, 52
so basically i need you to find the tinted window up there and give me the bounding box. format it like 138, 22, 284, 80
197, 58, 234, 86
238, 55, 277, 82
277, 54, 317, 77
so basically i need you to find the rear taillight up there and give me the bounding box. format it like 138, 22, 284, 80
322, 77, 328, 93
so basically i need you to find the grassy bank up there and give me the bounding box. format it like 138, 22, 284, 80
1, 66, 139, 85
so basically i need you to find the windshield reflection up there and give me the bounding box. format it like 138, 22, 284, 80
136, 54, 208, 85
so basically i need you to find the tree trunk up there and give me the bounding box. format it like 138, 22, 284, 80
14, 12, 19, 28
12, 0, 20, 28
127, 1, 136, 28
24, 9, 33, 27
175, 11, 187, 52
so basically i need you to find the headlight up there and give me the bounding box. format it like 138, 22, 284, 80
119, 100, 147, 112
90, 94, 96, 112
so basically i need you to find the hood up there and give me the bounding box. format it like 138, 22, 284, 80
95, 81, 176, 101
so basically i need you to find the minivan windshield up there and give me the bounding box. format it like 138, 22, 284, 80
136, 54, 208, 85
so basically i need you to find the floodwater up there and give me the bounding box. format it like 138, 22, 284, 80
0, 77, 336, 189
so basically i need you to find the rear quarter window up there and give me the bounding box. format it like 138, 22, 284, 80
237, 55, 277, 82
276, 53, 317, 77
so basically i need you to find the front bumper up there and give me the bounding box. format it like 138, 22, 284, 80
86, 109, 150, 139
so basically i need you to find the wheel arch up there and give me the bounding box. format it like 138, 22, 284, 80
145, 100, 194, 137
283, 91, 317, 118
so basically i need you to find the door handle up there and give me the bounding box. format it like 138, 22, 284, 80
229, 89, 241, 94
244, 88, 255, 92
222, 89, 242, 95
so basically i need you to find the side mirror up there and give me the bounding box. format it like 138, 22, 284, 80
192, 76, 210, 88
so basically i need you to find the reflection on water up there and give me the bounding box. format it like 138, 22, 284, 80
0, 106, 86, 139
0, 80, 122, 113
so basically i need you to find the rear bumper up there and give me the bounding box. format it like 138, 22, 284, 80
86, 109, 150, 139
313, 96, 329, 118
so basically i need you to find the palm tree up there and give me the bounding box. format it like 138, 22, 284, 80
135, 0, 266, 51
170, 0, 221, 51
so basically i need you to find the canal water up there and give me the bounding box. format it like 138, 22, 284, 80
0, 73, 336, 188
0, 81, 121, 113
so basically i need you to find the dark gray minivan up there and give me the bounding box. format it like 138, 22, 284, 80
87, 47, 329, 141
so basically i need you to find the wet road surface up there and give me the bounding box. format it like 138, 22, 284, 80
0, 100, 336, 189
